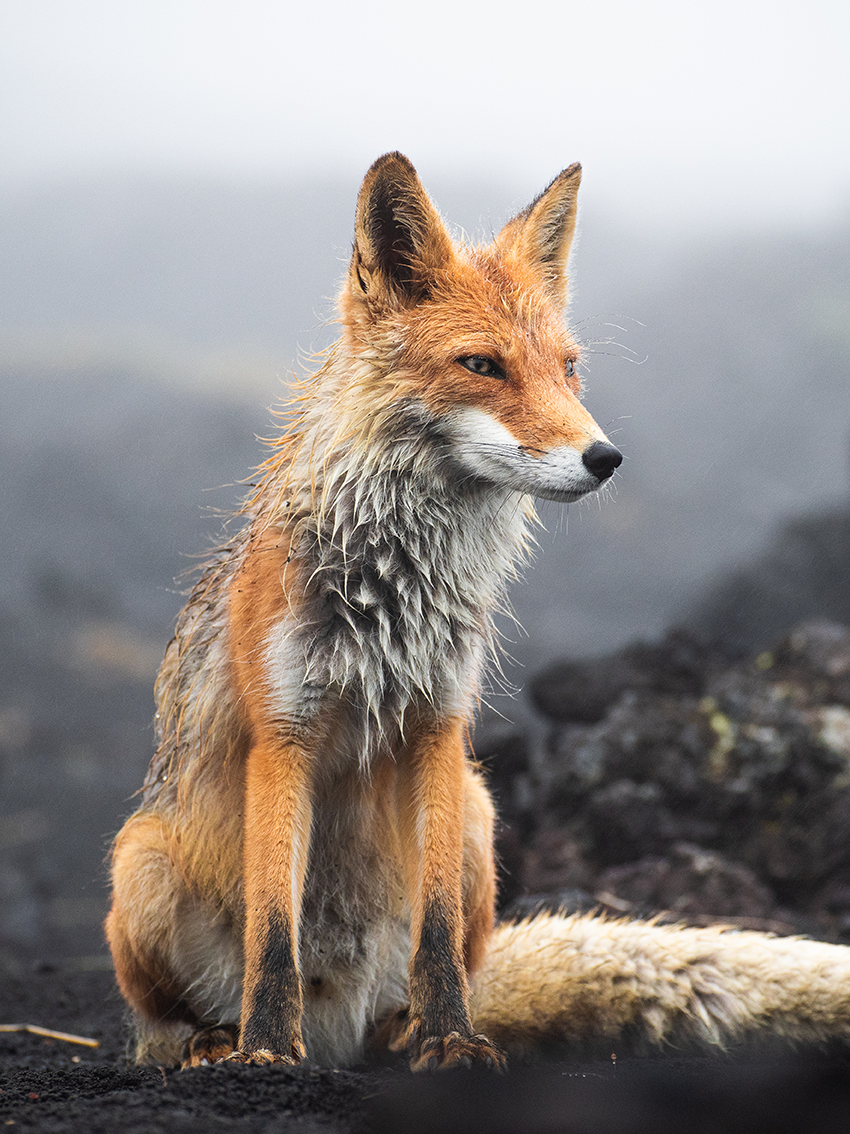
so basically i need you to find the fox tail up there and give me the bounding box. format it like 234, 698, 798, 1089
471, 912, 850, 1057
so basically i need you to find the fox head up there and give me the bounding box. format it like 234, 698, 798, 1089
339, 152, 622, 504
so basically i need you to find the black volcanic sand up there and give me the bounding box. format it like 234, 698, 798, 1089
4, 964, 850, 1132
0, 963, 374, 1133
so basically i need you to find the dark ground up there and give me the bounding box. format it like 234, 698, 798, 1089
4, 963, 850, 1132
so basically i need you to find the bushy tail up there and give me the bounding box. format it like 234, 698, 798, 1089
470, 912, 850, 1058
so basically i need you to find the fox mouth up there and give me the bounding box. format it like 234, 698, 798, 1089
515, 439, 622, 502
451, 441, 617, 503
504, 466, 610, 504
438, 407, 621, 504
529, 483, 602, 504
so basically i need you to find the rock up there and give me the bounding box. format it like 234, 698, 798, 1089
584, 780, 681, 865
529, 629, 718, 724
596, 842, 776, 920
493, 620, 850, 940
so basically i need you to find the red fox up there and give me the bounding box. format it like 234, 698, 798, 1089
107, 153, 850, 1071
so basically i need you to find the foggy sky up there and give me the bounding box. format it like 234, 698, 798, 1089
2, 0, 850, 232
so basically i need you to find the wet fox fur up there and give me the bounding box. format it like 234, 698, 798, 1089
107, 153, 850, 1071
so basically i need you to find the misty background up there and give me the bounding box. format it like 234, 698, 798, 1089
1, 0, 849, 963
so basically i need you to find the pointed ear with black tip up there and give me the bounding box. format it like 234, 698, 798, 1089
495, 163, 582, 307
348, 152, 456, 310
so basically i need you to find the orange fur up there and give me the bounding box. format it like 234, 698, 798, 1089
107, 152, 622, 1072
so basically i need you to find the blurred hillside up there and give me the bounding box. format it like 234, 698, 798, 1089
0, 174, 848, 963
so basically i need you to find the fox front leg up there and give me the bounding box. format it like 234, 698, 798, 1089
394, 718, 505, 1072
232, 739, 312, 1065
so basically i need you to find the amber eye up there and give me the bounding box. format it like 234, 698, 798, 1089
565, 358, 576, 380
457, 355, 507, 380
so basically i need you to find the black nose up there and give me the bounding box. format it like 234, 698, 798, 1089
582, 441, 623, 482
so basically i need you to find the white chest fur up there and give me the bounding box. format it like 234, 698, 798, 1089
261, 461, 529, 758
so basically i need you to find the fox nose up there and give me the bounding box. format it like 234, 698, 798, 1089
582, 440, 623, 482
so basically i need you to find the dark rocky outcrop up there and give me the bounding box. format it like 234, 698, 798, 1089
485, 620, 850, 941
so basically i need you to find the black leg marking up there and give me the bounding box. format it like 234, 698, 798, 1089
240, 911, 303, 1057
413, 897, 471, 1040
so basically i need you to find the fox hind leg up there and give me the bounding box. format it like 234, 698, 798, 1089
461, 764, 498, 977
181, 1024, 240, 1068
107, 811, 243, 1066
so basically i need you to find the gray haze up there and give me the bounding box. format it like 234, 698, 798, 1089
3, 0, 850, 231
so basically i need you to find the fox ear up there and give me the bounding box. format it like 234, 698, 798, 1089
349, 152, 455, 308
496, 163, 582, 306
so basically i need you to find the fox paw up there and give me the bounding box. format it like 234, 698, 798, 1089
410, 1030, 506, 1074
374, 1007, 410, 1053
220, 1037, 305, 1066
181, 1025, 239, 1068
220, 1048, 300, 1066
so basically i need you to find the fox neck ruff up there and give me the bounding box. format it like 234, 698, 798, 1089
259, 353, 533, 757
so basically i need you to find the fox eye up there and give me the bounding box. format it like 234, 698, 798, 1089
457, 355, 507, 380
565, 358, 576, 379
